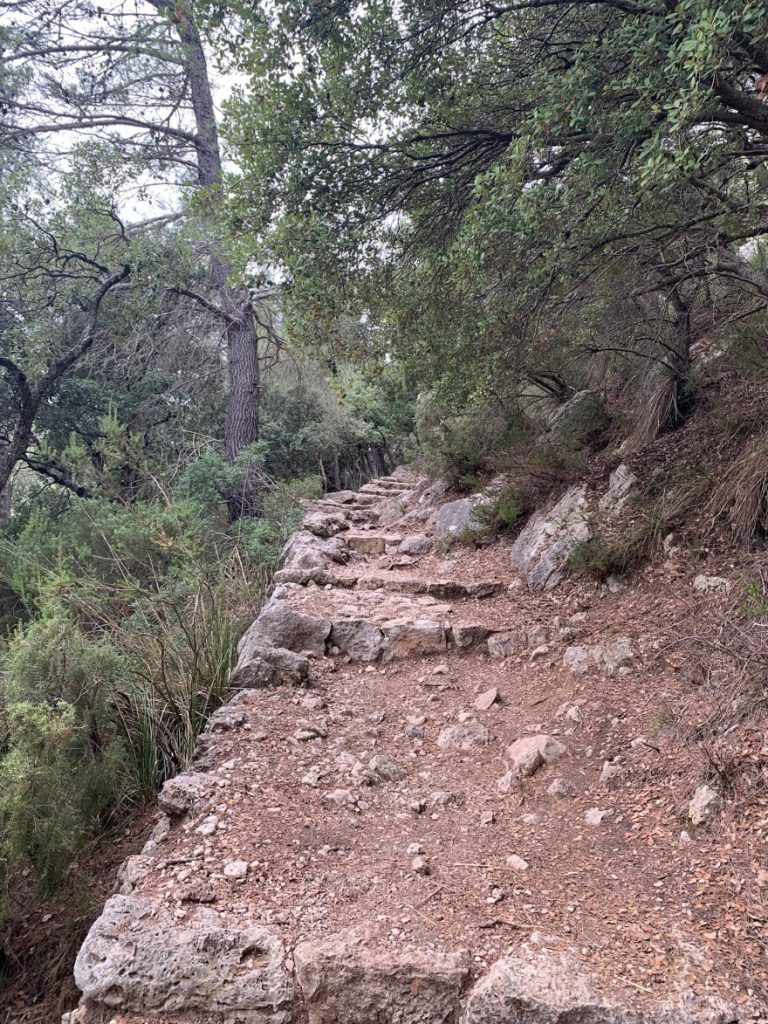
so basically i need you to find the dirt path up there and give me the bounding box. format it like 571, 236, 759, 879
71, 471, 766, 1023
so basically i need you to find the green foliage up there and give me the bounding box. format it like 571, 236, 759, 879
739, 578, 768, 620
0, 615, 128, 890
415, 395, 526, 488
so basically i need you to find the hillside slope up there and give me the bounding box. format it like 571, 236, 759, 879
69, 468, 766, 1023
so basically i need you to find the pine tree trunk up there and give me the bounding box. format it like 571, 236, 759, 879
163, 2, 262, 512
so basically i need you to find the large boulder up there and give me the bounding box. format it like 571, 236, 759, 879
231, 635, 311, 689
302, 510, 349, 538
329, 619, 385, 662
547, 390, 610, 445
158, 771, 217, 816
74, 895, 294, 1021
599, 464, 638, 514
510, 484, 590, 590
240, 596, 331, 657
461, 949, 733, 1024
281, 531, 348, 573
294, 928, 468, 1024
432, 497, 481, 541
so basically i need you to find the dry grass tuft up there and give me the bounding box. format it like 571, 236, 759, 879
709, 433, 768, 543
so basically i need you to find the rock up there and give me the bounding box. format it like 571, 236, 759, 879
505, 854, 529, 872
547, 390, 609, 444
369, 754, 404, 782
207, 705, 247, 733
380, 619, 447, 661
563, 637, 633, 676
74, 895, 293, 1019
324, 788, 358, 809
599, 463, 638, 514
453, 623, 493, 648
693, 574, 731, 595
555, 701, 582, 724
412, 855, 430, 875
600, 760, 622, 787
242, 596, 331, 657
510, 485, 590, 591
294, 928, 467, 1024
430, 790, 458, 807
117, 855, 153, 895
329, 619, 384, 662
474, 687, 499, 711
223, 859, 248, 879
303, 510, 349, 538
460, 948, 608, 1024
302, 765, 325, 788
585, 807, 613, 826
506, 735, 566, 777
688, 784, 723, 825
406, 842, 424, 855
528, 643, 550, 662
546, 778, 573, 798
437, 720, 490, 750
526, 624, 549, 648
281, 530, 348, 572
487, 632, 520, 659
462, 948, 732, 1024
480, 810, 495, 826
397, 533, 432, 555
231, 639, 310, 689
158, 772, 217, 816
432, 497, 481, 540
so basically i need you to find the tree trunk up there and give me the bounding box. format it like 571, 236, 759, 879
332, 452, 341, 491
0, 466, 13, 522
164, 2, 262, 509
224, 314, 261, 464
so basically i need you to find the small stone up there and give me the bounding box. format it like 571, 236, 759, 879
547, 778, 572, 798
223, 859, 248, 879
437, 720, 490, 750
505, 854, 529, 872
324, 788, 358, 809
480, 810, 494, 826
433, 664, 450, 676
600, 761, 621, 787
429, 790, 457, 807
369, 754, 404, 782
302, 765, 325, 788
474, 687, 499, 711
486, 887, 504, 904
693, 575, 730, 595
407, 842, 424, 855
519, 813, 541, 825
506, 735, 566, 777
409, 799, 427, 814
301, 695, 326, 711
585, 807, 613, 826
529, 644, 550, 662
688, 784, 722, 825
412, 855, 430, 876
527, 625, 549, 647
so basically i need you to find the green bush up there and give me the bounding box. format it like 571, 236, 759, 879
0, 615, 129, 890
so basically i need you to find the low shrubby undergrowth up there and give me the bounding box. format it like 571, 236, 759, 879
0, 458, 310, 913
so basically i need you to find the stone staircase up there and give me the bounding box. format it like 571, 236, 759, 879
69, 470, 744, 1024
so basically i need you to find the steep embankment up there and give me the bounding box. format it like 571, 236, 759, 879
68, 468, 765, 1023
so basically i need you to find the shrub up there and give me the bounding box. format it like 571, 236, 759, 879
0, 615, 129, 890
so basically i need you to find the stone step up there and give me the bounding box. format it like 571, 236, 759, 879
273, 567, 503, 601
345, 531, 404, 554
359, 483, 410, 497
369, 478, 414, 490
234, 584, 497, 670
